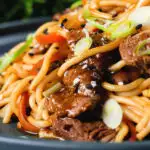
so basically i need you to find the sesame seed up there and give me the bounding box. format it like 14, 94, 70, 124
73, 78, 80, 87
86, 84, 93, 89
136, 24, 142, 30
82, 64, 88, 69
43, 28, 49, 34
81, 24, 85, 28
28, 53, 34, 57
64, 71, 68, 77
91, 81, 97, 88
55, 47, 59, 50
61, 18, 68, 28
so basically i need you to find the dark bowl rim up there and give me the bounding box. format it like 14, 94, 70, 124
0, 134, 149, 149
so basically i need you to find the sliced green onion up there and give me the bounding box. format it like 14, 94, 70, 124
70, 0, 82, 10
0, 34, 33, 72
43, 82, 62, 97
86, 19, 107, 31
139, 50, 150, 56
135, 38, 150, 56
74, 37, 93, 56
86, 18, 136, 40
107, 20, 136, 40
83, 5, 94, 20
102, 99, 123, 129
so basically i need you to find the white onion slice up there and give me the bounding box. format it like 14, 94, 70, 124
129, 6, 150, 27
102, 99, 123, 129
74, 37, 93, 56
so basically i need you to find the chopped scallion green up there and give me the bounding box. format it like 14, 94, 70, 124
74, 37, 93, 56
135, 38, 150, 56
43, 82, 62, 97
70, 0, 82, 10
87, 19, 107, 31
0, 34, 33, 72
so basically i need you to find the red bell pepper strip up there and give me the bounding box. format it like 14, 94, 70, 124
127, 121, 136, 142
18, 92, 39, 134
124, 117, 136, 142
36, 32, 66, 45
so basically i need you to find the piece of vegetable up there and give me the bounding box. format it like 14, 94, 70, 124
70, 0, 82, 9
74, 28, 93, 56
0, 34, 33, 72
18, 92, 39, 134
83, 5, 94, 20
87, 19, 136, 40
135, 38, 150, 56
43, 82, 62, 97
107, 20, 136, 40
129, 6, 150, 27
36, 32, 66, 45
87, 19, 107, 31
124, 117, 136, 142
102, 99, 123, 129
85, 4, 146, 40
74, 36, 93, 56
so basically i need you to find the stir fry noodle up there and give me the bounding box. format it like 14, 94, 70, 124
0, 0, 150, 142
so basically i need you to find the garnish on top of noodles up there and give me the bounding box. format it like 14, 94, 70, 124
70, 0, 83, 10
0, 34, 33, 73
74, 29, 93, 56
135, 38, 150, 56
102, 99, 123, 129
84, 6, 150, 40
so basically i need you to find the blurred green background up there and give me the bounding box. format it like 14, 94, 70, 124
0, 0, 76, 22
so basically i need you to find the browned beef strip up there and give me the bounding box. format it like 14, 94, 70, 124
119, 30, 150, 72
45, 89, 99, 117
112, 67, 141, 85
52, 118, 116, 142
45, 51, 117, 118
46, 55, 102, 118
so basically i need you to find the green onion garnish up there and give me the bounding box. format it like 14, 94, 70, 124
135, 38, 150, 56
83, 5, 94, 20
86, 19, 136, 40
43, 82, 62, 97
107, 20, 136, 40
102, 99, 123, 129
70, 0, 82, 10
0, 34, 33, 72
87, 19, 107, 31
74, 37, 93, 56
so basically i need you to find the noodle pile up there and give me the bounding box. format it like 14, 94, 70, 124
0, 0, 150, 143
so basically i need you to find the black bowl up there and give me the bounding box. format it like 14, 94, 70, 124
0, 18, 149, 150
